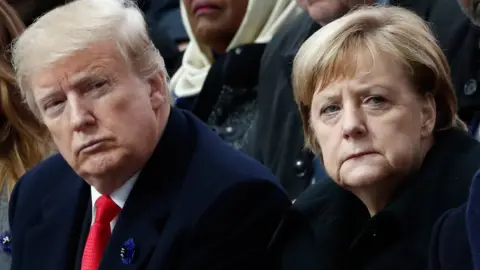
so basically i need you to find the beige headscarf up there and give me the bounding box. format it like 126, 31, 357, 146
171, 0, 301, 98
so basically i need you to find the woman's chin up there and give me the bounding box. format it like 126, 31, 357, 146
338, 165, 389, 189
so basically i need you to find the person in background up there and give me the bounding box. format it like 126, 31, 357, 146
171, 0, 300, 151
141, 0, 189, 51
137, 0, 188, 76
244, 0, 439, 199
8, 0, 290, 269
424, 0, 480, 139
428, 1, 480, 269
268, 6, 480, 270
0, 0, 52, 268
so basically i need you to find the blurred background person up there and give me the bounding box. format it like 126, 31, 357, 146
426, 0, 480, 139
0, 0, 51, 267
171, 0, 300, 151
268, 6, 480, 270
428, 1, 480, 269
137, 0, 188, 76
139, 0, 189, 51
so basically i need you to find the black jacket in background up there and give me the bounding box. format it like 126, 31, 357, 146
426, 0, 480, 123
244, 12, 319, 200
269, 129, 480, 270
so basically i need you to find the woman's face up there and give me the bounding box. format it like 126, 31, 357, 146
183, 0, 248, 53
310, 54, 436, 190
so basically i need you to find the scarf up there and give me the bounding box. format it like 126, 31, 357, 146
171, 0, 301, 98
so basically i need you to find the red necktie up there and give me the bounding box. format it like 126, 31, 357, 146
81, 195, 121, 270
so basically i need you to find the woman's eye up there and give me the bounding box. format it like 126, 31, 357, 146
365, 95, 386, 106
321, 104, 340, 114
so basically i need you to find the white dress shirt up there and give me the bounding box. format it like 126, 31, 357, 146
90, 172, 139, 231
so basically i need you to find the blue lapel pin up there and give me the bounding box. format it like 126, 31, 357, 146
0, 231, 12, 255
120, 238, 135, 264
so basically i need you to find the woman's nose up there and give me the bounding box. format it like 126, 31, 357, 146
341, 106, 367, 139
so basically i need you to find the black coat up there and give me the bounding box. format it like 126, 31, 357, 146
268, 129, 480, 270
428, 205, 473, 270
176, 44, 267, 151
191, 44, 266, 151
426, 0, 480, 123
244, 13, 319, 200
9, 108, 291, 270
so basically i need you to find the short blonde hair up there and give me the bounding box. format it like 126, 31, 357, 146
292, 5, 464, 155
11, 0, 170, 118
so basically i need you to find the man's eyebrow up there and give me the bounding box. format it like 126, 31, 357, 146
69, 67, 110, 89
36, 87, 61, 107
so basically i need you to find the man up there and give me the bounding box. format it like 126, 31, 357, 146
8, 0, 290, 269
244, 0, 436, 200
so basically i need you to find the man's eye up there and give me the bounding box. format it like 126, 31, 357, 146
44, 99, 64, 110
90, 80, 107, 89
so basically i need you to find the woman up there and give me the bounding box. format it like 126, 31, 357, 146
0, 0, 51, 267
268, 6, 480, 270
171, 0, 300, 150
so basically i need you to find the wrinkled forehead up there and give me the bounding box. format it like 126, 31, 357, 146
313, 47, 378, 95
29, 41, 125, 94
311, 48, 408, 100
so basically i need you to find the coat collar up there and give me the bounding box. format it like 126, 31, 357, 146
21, 165, 90, 270
98, 107, 195, 269
278, 128, 480, 268
24, 107, 196, 270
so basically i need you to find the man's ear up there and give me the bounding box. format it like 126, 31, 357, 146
420, 93, 436, 138
148, 72, 168, 110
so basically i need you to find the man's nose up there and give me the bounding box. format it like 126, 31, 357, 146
69, 96, 95, 131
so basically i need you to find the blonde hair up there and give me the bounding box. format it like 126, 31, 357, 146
0, 0, 50, 196
292, 5, 465, 155
11, 0, 170, 118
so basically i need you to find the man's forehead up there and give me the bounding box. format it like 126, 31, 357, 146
31, 54, 121, 94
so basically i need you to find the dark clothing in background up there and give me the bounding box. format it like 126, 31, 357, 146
426, 0, 480, 125
269, 129, 480, 270
143, 0, 188, 43
428, 204, 473, 270
244, 12, 319, 200
190, 43, 266, 151
139, 0, 186, 76
146, 15, 183, 76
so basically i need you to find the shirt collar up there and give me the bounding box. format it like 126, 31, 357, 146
91, 172, 139, 210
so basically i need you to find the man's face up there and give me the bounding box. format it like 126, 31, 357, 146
457, 0, 480, 25
297, 0, 375, 25
30, 40, 168, 193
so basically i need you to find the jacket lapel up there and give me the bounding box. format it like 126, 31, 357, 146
99, 108, 195, 269
22, 170, 90, 270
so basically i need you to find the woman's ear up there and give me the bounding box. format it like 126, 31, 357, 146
420, 93, 436, 137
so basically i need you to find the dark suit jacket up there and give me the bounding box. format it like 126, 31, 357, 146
428, 170, 480, 270
9, 107, 291, 270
